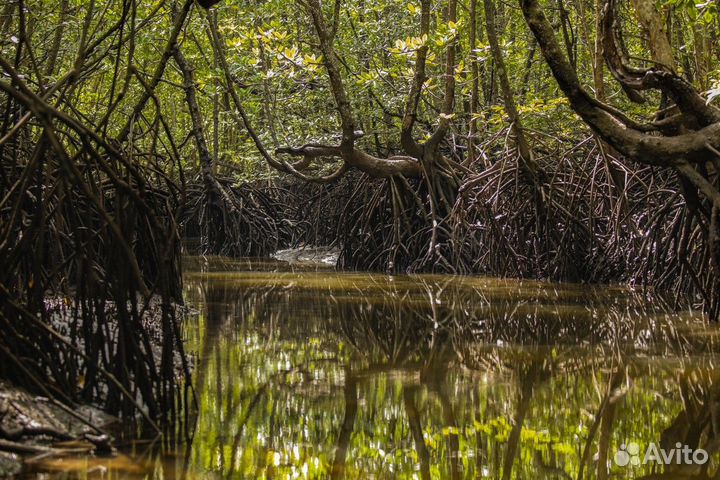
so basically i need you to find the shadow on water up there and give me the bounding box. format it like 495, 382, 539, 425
29, 256, 720, 479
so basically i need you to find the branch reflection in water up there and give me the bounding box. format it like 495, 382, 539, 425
37, 256, 720, 479
176, 256, 720, 479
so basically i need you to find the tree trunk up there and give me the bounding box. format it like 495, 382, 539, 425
467, 0, 480, 166
483, 0, 538, 177
629, 0, 674, 69
173, 47, 214, 180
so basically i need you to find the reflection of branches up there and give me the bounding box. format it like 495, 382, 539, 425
403, 386, 431, 480
420, 343, 462, 480
192, 282, 235, 397
438, 389, 461, 480
226, 384, 268, 480
183, 264, 720, 478
330, 368, 358, 480
577, 366, 626, 480
336, 278, 444, 364
647, 371, 720, 479
597, 379, 622, 480
190, 263, 708, 363
502, 362, 544, 480
533, 450, 572, 479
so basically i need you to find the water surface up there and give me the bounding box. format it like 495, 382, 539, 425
31, 256, 720, 478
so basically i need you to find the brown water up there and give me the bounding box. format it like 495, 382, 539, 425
27, 256, 720, 479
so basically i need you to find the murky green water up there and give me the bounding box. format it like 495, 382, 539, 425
30, 256, 720, 478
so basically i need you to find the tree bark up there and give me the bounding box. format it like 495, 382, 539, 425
173, 47, 214, 181
484, 0, 538, 177
520, 0, 720, 167
629, 0, 674, 69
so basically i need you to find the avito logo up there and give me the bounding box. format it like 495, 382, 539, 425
614, 441, 708, 468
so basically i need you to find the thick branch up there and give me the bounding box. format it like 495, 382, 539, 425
484, 0, 537, 175
601, 0, 720, 126
400, 0, 431, 158
276, 144, 342, 158
173, 44, 214, 180
520, 0, 720, 166
208, 10, 421, 179
305, 0, 356, 153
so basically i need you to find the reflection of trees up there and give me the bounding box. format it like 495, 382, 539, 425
181, 266, 719, 479
499, 361, 548, 480
578, 366, 626, 480
332, 275, 688, 478
330, 367, 357, 480
403, 386, 431, 480
643, 368, 720, 480
184, 269, 346, 478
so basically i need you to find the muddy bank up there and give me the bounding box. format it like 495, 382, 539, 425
0, 295, 195, 477
0, 381, 116, 477
42, 295, 194, 383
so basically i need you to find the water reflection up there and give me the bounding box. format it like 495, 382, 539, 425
27, 256, 720, 478
176, 257, 720, 479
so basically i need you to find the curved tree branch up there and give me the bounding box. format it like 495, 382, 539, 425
601, 0, 720, 126
519, 0, 720, 167
208, 8, 422, 179
400, 0, 431, 158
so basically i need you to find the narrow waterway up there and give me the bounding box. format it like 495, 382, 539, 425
28, 255, 720, 478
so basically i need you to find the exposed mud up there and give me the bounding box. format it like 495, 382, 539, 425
0, 381, 117, 476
